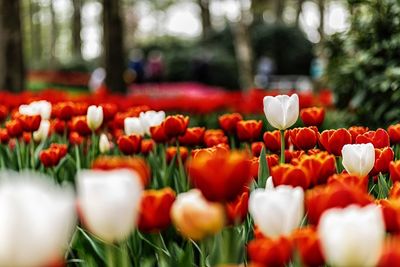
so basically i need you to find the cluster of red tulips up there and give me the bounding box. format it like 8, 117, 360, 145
0, 91, 399, 267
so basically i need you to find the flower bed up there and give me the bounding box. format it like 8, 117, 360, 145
0, 91, 396, 267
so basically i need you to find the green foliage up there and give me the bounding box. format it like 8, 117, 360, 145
325, 0, 400, 127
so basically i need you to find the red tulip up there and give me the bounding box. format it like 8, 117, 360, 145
319, 128, 352, 156
225, 190, 249, 225
150, 124, 168, 143
390, 160, 400, 183
388, 124, 400, 145
289, 127, 319, 150
166, 146, 189, 164
5, 120, 23, 138
251, 142, 264, 157
348, 126, 369, 143
263, 130, 288, 152
291, 227, 325, 267
248, 236, 293, 267
71, 116, 91, 136
236, 120, 262, 142
218, 113, 243, 134
356, 128, 390, 148
271, 163, 311, 189
117, 134, 142, 155
378, 236, 400, 267
162, 115, 189, 138
327, 173, 368, 192
178, 127, 205, 146
370, 147, 394, 176
300, 107, 325, 127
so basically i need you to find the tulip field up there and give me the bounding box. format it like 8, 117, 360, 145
1, 88, 400, 267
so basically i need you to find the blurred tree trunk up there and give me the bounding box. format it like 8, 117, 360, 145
232, 5, 253, 91
49, 0, 57, 65
250, 0, 269, 23
29, 0, 42, 62
0, 0, 25, 92
197, 0, 212, 39
72, 0, 82, 58
318, 0, 325, 41
103, 0, 126, 93
295, 0, 305, 26
276, 0, 285, 22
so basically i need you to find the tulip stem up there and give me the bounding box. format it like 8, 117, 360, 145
199, 240, 207, 267
280, 130, 285, 164
105, 244, 117, 267
75, 145, 81, 171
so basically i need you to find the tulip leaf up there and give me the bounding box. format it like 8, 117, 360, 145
77, 227, 105, 261
377, 173, 390, 199
257, 146, 269, 188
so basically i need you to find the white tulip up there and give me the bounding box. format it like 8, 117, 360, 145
86, 105, 103, 131
249, 185, 304, 238
342, 143, 375, 177
19, 100, 52, 120
263, 94, 299, 130
265, 176, 274, 189
318, 204, 385, 267
76, 169, 143, 243
99, 133, 111, 153
139, 110, 165, 135
124, 117, 145, 136
0, 171, 76, 267
33, 120, 50, 142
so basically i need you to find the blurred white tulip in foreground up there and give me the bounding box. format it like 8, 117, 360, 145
19, 100, 52, 120
76, 169, 143, 243
124, 117, 145, 136
33, 119, 50, 142
342, 143, 375, 177
0, 171, 76, 267
318, 204, 385, 267
249, 185, 304, 238
139, 110, 165, 135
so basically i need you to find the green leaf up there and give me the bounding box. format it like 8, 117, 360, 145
257, 146, 269, 188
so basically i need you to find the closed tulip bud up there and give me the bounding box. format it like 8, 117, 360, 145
218, 113, 243, 134
356, 128, 390, 148
263, 94, 299, 130
249, 186, 304, 238
0, 172, 76, 267
248, 236, 293, 267
138, 187, 176, 233
263, 130, 288, 152
77, 169, 143, 243
33, 119, 50, 142
342, 143, 375, 177
289, 126, 319, 150
300, 107, 325, 127
387, 124, 400, 145
236, 120, 263, 142
86, 105, 103, 131
370, 147, 394, 176
99, 133, 111, 154
318, 204, 385, 267
150, 124, 168, 143
117, 134, 142, 155
162, 115, 189, 138
139, 110, 165, 135
171, 189, 225, 240
124, 117, 145, 136
348, 126, 369, 143
319, 128, 352, 156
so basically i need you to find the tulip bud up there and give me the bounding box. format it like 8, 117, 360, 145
263, 94, 299, 130
171, 189, 225, 240
342, 143, 375, 177
86, 105, 103, 131
124, 117, 145, 136
318, 204, 385, 267
249, 185, 304, 238
76, 169, 143, 243
300, 107, 325, 127
0, 171, 76, 267
33, 119, 50, 142
99, 133, 111, 154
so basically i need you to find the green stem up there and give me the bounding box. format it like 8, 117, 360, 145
229, 135, 236, 149
91, 132, 96, 165
280, 130, 285, 164
15, 140, 23, 170
75, 145, 81, 171
199, 240, 207, 267
106, 244, 117, 267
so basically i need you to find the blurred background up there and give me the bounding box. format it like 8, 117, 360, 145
0, 0, 349, 92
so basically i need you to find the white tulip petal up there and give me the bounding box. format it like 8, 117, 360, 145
342, 143, 375, 177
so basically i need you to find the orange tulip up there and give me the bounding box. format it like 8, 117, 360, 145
388, 124, 400, 145
250, 154, 279, 180
150, 124, 168, 143
378, 236, 400, 267
5, 120, 23, 138
138, 188, 176, 233
348, 126, 369, 143
370, 147, 394, 176
69, 131, 84, 145
162, 115, 189, 138
263, 130, 288, 152
0, 104, 8, 122
236, 120, 262, 142
291, 227, 325, 267
327, 173, 368, 192
284, 150, 305, 163
378, 199, 400, 233
140, 139, 155, 155
390, 160, 400, 183
319, 128, 352, 156
271, 164, 311, 189
389, 182, 400, 199
92, 155, 150, 186
117, 134, 142, 155
204, 129, 228, 148
0, 128, 9, 144
187, 149, 251, 202
289, 126, 319, 150
166, 146, 189, 164
225, 190, 249, 225
52, 102, 75, 121
71, 116, 91, 136
39, 144, 68, 168
178, 127, 205, 146
300, 107, 325, 127
247, 236, 293, 267
356, 128, 390, 148
294, 152, 336, 185
305, 183, 373, 224
218, 113, 243, 134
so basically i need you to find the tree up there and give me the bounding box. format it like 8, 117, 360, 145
72, 0, 82, 58
50, 0, 58, 65
0, 0, 25, 92
317, 0, 325, 41
197, 0, 212, 39
295, 0, 305, 26
103, 0, 126, 93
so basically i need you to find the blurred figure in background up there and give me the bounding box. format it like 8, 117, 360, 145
127, 49, 145, 84
192, 50, 211, 84
146, 50, 165, 83
88, 67, 107, 94
254, 56, 275, 89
